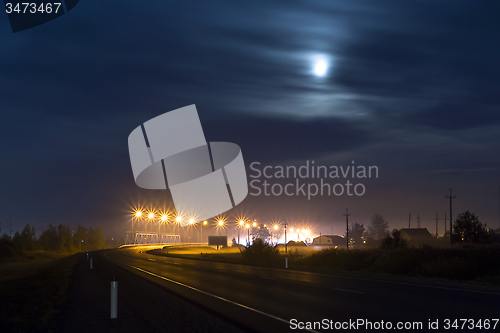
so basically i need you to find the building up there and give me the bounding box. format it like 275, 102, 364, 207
399, 228, 434, 247
312, 235, 345, 247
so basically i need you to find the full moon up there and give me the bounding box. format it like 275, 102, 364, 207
312, 55, 329, 77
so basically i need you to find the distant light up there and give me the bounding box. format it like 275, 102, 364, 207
161, 215, 167, 221
148, 213, 154, 219
290, 228, 294, 233
274, 225, 278, 230
218, 220, 224, 226
203, 220, 207, 225
176, 216, 181, 222
189, 219, 194, 224
252, 222, 257, 227
312, 55, 329, 77
245, 224, 250, 229
135, 211, 142, 217
239, 220, 244, 226
305, 230, 311, 236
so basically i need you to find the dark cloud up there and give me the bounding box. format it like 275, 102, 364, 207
1, 0, 500, 232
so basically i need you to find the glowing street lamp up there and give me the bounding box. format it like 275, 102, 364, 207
201, 220, 207, 244
188, 218, 195, 243
245, 223, 250, 245
238, 220, 244, 245
174, 216, 181, 239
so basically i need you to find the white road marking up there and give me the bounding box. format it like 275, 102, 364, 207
334, 287, 364, 294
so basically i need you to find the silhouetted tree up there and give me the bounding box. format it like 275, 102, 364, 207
453, 211, 488, 244
367, 214, 390, 240
241, 238, 279, 261
349, 223, 365, 247
250, 224, 271, 244
380, 229, 408, 250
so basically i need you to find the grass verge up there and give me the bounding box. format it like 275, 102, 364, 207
0, 252, 81, 333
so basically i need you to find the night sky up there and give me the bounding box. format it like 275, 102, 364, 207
2, 1, 500, 238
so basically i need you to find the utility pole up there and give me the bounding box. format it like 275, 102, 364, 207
417, 212, 420, 229
343, 209, 351, 249
445, 189, 456, 244
435, 213, 439, 237
444, 213, 447, 234
408, 213, 411, 228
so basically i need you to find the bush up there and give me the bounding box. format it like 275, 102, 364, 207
241, 238, 280, 263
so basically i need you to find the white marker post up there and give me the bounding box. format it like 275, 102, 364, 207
285, 256, 288, 269
110, 276, 118, 318
90, 258, 93, 269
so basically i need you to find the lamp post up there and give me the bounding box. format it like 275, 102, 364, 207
218, 220, 224, 236
160, 214, 167, 243
147, 212, 155, 243
175, 216, 181, 242
201, 220, 207, 243
273, 224, 278, 245
245, 223, 250, 245
238, 220, 244, 245
189, 219, 194, 243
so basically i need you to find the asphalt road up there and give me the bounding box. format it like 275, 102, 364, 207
104, 246, 500, 332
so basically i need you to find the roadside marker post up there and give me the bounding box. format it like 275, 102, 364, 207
90, 258, 93, 269
285, 256, 288, 269
110, 276, 118, 319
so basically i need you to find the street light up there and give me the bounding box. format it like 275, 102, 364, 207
175, 216, 181, 241
273, 224, 279, 245
218, 220, 224, 236
201, 220, 207, 243
238, 220, 244, 245
245, 223, 250, 245
146, 212, 155, 240
159, 214, 168, 243
189, 218, 194, 243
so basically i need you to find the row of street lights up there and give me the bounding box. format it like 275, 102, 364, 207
130, 208, 312, 245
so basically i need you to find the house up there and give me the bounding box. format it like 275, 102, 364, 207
399, 228, 434, 247
312, 235, 346, 247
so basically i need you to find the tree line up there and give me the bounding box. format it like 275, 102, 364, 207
1, 223, 107, 257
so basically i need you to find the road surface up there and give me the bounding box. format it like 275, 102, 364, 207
103, 246, 500, 332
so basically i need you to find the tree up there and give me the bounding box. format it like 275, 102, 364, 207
241, 238, 279, 261
453, 211, 488, 244
250, 224, 271, 244
349, 223, 365, 247
380, 229, 408, 250
367, 214, 389, 240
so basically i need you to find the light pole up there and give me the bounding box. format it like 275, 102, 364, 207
273, 224, 278, 245
175, 216, 181, 242
201, 220, 207, 243
284, 219, 287, 254
238, 220, 244, 245
245, 223, 250, 245
189, 219, 194, 243
160, 214, 168, 243
147, 212, 155, 243
218, 220, 224, 236
132, 210, 142, 244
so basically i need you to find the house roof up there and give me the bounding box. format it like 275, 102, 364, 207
313, 235, 344, 240
400, 228, 433, 239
